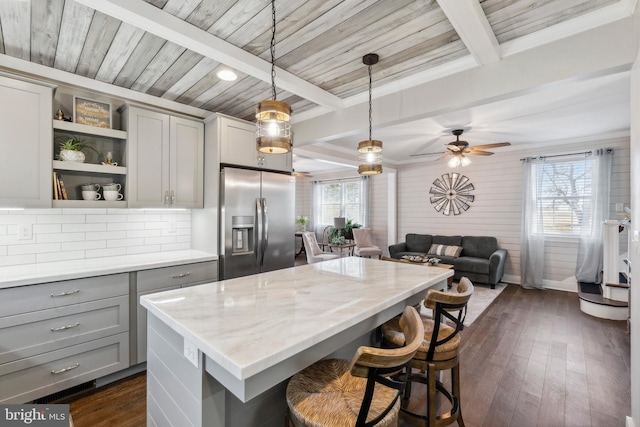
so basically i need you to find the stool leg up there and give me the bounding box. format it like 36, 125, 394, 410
427, 363, 437, 427
452, 364, 464, 427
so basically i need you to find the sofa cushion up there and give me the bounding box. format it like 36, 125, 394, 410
462, 236, 499, 259
432, 235, 463, 246
428, 244, 463, 258
406, 234, 433, 253
454, 257, 490, 275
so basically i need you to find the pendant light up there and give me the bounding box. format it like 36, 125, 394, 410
358, 53, 382, 175
256, 0, 291, 154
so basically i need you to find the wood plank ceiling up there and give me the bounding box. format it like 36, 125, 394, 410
0, 0, 621, 123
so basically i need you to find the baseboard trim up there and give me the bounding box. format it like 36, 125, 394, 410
95, 363, 146, 388
627, 416, 635, 427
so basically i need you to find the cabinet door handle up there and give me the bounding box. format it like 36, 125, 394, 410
51, 322, 80, 331
172, 272, 191, 279
171, 190, 175, 205
51, 363, 79, 374
51, 290, 80, 297
164, 190, 170, 206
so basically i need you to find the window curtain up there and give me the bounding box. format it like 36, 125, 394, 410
575, 149, 613, 284
520, 157, 545, 289
361, 176, 370, 227
311, 181, 322, 235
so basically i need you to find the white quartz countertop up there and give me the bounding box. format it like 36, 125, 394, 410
0, 250, 217, 289
141, 257, 452, 382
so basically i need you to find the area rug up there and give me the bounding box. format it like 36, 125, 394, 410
419, 282, 508, 326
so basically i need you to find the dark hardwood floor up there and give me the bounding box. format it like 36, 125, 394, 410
62, 284, 630, 427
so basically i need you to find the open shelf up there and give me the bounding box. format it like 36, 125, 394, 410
52, 200, 126, 209
53, 120, 127, 139
52, 160, 126, 175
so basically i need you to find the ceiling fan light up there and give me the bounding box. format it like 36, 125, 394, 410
447, 156, 461, 168
461, 155, 472, 167
256, 100, 292, 154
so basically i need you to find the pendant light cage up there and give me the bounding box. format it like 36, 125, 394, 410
358, 53, 382, 175
256, 0, 292, 154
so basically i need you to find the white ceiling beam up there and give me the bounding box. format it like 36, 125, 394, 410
435, 0, 500, 65
73, 0, 345, 111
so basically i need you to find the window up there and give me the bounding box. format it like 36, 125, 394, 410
315, 178, 366, 226
535, 158, 593, 235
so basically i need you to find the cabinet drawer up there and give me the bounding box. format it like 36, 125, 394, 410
0, 295, 129, 365
137, 261, 217, 292
0, 332, 129, 403
0, 273, 129, 318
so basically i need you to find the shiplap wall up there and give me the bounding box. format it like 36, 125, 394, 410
0, 209, 191, 267
295, 136, 630, 291
397, 135, 630, 291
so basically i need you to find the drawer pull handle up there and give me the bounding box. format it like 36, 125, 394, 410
172, 272, 191, 278
51, 322, 80, 331
51, 290, 80, 297
51, 363, 79, 374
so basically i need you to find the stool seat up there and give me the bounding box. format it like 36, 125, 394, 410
381, 317, 460, 362
287, 359, 400, 427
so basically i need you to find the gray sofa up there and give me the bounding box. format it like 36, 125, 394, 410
388, 234, 507, 288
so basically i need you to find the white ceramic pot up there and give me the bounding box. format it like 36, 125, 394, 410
59, 149, 85, 163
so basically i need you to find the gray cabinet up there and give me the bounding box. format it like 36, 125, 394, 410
218, 115, 292, 172
124, 105, 204, 208
134, 261, 217, 363
0, 273, 129, 403
0, 75, 53, 208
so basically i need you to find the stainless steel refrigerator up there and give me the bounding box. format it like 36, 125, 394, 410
219, 167, 295, 280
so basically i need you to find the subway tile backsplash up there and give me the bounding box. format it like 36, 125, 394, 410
0, 208, 191, 267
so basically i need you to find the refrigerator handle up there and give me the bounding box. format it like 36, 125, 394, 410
255, 198, 263, 263
262, 198, 269, 266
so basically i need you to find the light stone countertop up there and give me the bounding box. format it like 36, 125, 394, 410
0, 250, 217, 289
141, 257, 453, 382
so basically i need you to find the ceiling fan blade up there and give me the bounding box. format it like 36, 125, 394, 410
437, 153, 452, 161
467, 150, 494, 156
410, 151, 447, 157
469, 142, 511, 150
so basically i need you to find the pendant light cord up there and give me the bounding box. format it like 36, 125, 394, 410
271, 0, 277, 101
368, 64, 372, 141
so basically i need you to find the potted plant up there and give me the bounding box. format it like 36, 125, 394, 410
56, 136, 98, 163
295, 215, 309, 232
328, 218, 362, 243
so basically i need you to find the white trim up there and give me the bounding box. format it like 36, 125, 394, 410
387, 169, 397, 252
436, 0, 500, 65
579, 299, 628, 321
627, 416, 636, 427
73, 0, 344, 111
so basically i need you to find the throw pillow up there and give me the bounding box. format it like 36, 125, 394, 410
428, 244, 463, 258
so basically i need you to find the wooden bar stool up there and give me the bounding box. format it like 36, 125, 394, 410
381, 277, 474, 427
286, 305, 424, 427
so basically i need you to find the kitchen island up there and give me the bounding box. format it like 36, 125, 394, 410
141, 257, 453, 427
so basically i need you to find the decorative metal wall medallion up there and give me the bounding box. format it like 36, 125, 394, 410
429, 173, 475, 215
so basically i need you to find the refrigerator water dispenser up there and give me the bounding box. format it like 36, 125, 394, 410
231, 216, 254, 254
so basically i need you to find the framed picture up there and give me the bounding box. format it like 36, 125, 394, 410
73, 96, 112, 128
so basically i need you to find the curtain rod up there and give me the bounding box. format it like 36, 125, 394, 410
519, 148, 612, 161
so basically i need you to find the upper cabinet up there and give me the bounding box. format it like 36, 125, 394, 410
217, 115, 292, 172
123, 105, 204, 209
0, 75, 53, 208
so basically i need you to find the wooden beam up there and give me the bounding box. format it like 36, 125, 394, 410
73, 0, 345, 111
436, 0, 500, 65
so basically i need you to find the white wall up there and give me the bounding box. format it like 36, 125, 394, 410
0, 208, 191, 266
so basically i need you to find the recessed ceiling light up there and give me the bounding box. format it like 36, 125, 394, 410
217, 69, 237, 81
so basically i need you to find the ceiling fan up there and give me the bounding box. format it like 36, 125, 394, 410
411, 129, 511, 167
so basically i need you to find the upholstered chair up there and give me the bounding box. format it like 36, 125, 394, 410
286, 305, 424, 427
302, 231, 339, 264
353, 228, 382, 259
381, 277, 474, 427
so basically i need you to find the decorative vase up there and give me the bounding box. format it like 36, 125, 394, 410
59, 149, 86, 163
301, 225, 306, 232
